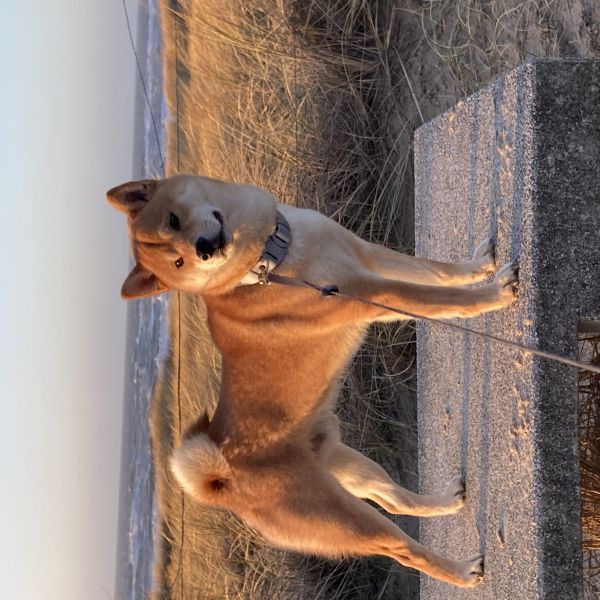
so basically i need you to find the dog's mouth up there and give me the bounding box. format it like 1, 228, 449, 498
213, 211, 233, 256
214, 227, 231, 256
215, 212, 230, 251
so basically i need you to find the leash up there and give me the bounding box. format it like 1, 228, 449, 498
265, 272, 600, 376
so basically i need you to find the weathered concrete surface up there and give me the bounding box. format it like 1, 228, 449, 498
415, 59, 600, 599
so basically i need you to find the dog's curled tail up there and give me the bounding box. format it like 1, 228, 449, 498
169, 414, 231, 503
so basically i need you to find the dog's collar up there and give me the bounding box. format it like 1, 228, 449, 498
238, 210, 291, 286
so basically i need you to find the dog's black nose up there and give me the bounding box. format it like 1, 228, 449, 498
196, 236, 219, 260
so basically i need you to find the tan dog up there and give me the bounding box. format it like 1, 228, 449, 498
108, 174, 518, 588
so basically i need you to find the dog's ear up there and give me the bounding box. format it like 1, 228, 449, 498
106, 179, 158, 217
121, 263, 169, 299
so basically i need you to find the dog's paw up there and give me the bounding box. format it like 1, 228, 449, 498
440, 475, 466, 514
492, 261, 519, 307
471, 237, 496, 276
454, 554, 484, 588
495, 261, 518, 285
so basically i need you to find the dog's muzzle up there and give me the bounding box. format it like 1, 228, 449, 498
195, 210, 229, 261
195, 230, 226, 261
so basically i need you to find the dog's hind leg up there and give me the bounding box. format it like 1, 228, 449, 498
325, 443, 465, 517
360, 237, 496, 286
251, 465, 482, 587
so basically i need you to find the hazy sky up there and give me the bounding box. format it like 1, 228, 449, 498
0, 2, 139, 598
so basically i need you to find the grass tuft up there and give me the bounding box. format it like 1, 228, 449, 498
579, 331, 600, 598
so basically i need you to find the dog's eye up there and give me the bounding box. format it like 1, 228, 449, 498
175, 257, 184, 269
169, 213, 181, 231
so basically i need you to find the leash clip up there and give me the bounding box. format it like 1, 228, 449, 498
257, 265, 271, 285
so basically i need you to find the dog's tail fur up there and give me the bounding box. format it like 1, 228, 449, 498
169, 413, 231, 503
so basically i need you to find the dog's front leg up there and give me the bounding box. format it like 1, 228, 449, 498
339, 262, 517, 321
359, 237, 497, 286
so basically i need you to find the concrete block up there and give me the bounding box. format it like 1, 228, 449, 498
414, 59, 600, 599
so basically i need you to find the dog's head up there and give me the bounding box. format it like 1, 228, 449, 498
107, 175, 276, 299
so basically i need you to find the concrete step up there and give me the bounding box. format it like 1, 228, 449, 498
415, 59, 600, 600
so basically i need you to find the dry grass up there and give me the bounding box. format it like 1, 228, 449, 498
579, 330, 600, 598
161, 0, 413, 244
147, 0, 600, 598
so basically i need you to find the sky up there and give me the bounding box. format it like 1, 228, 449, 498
0, 2, 139, 598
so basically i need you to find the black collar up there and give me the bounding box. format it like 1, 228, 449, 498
238, 210, 291, 285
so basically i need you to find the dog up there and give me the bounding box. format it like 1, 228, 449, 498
107, 174, 517, 587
